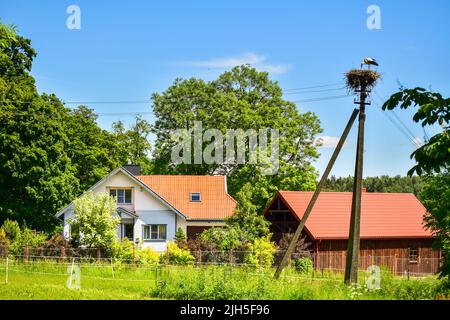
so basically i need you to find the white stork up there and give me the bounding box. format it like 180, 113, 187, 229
361, 57, 379, 69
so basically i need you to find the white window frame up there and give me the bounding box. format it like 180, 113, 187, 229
142, 224, 167, 241
109, 188, 132, 205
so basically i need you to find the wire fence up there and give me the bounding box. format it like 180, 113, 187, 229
0, 244, 443, 278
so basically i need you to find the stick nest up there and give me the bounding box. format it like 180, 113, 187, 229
345, 69, 381, 91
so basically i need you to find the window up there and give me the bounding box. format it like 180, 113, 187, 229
143, 224, 167, 241
109, 188, 132, 204
190, 192, 201, 202
409, 247, 419, 263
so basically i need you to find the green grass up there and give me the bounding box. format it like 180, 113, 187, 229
0, 261, 448, 300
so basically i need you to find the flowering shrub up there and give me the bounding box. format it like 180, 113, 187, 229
245, 236, 274, 268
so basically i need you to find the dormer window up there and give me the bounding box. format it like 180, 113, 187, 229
109, 188, 132, 204
190, 192, 201, 202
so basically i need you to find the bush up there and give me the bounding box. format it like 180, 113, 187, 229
161, 242, 195, 265
137, 247, 160, 266
111, 239, 135, 262
293, 257, 314, 273
245, 236, 274, 268
200, 227, 242, 251
0, 219, 21, 242
175, 227, 186, 243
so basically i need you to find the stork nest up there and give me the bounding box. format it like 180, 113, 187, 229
345, 69, 381, 91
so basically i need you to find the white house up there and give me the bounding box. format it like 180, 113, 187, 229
56, 165, 237, 252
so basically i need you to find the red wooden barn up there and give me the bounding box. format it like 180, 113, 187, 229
264, 190, 441, 275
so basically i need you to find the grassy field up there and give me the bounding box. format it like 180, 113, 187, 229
0, 260, 449, 300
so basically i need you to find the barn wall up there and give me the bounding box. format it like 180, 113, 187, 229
315, 239, 440, 275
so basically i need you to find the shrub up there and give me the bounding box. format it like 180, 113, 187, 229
293, 257, 314, 273
137, 247, 160, 266
0, 219, 21, 242
111, 239, 134, 262
175, 227, 186, 243
245, 235, 274, 268
0, 229, 9, 252
161, 242, 195, 265
200, 227, 242, 251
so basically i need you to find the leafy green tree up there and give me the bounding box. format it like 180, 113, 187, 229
66, 105, 124, 191
226, 183, 270, 241
382, 87, 449, 175
152, 65, 322, 209
383, 87, 449, 279
112, 116, 153, 174
69, 192, 119, 248
324, 175, 425, 196
421, 173, 450, 278
0, 22, 79, 231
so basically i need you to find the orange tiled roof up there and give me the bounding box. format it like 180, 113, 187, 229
271, 191, 433, 240
136, 175, 237, 220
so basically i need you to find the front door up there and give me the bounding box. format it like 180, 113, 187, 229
122, 223, 134, 241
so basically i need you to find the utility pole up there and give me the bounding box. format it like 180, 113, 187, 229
274, 108, 360, 279
344, 84, 369, 284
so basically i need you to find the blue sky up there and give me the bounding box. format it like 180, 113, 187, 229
1, 0, 449, 177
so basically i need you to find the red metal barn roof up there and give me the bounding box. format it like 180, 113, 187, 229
273, 191, 432, 240
136, 175, 237, 220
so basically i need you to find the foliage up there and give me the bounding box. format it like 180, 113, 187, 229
421, 173, 450, 279
174, 227, 186, 243
112, 116, 153, 174
0, 219, 21, 242
151, 65, 322, 210
200, 227, 242, 251
69, 192, 119, 249
293, 257, 314, 274
324, 175, 425, 196
278, 233, 313, 260
137, 247, 160, 266
382, 87, 449, 175
160, 242, 195, 265
245, 236, 275, 268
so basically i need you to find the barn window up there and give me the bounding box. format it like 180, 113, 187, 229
408, 247, 419, 263
190, 192, 201, 202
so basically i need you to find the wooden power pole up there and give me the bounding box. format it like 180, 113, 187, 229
344, 84, 369, 284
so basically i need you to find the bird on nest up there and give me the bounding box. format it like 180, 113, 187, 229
361, 57, 379, 69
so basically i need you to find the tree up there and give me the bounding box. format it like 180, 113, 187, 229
65, 105, 124, 192
112, 116, 153, 174
226, 183, 270, 242
421, 173, 450, 278
0, 22, 79, 231
383, 87, 450, 279
152, 65, 322, 209
324, 175, 425, 196
382, 87, 449, 175
69, 192, 119, 248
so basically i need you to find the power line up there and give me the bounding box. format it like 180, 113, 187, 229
292, 94, 351, 103
371, 95, 421, 149
284, 87, 347, 95
284, 82, 344, 92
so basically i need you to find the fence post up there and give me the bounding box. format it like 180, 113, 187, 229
25, 241, 29, 263
96, 247, 101, 260
229, 249, 234, 266
110, 257, 115, 279
61, 245, 65, 263
132, 244, 135, 265
5, 256, 8, 284
393, 255, 397, 275
197, 249, 202, 269
165, 243, 170, 266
